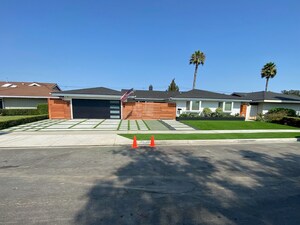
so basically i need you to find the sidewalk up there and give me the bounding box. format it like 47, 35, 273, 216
0, 132, 131, 148
0, 130, 299, 148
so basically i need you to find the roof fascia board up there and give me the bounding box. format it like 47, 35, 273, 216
134, 98, 168, 101
52, 93, 121, 99
263, 100, 300, 103
0, 95, 57, 99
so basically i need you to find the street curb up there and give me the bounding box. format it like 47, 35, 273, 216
0, 138, 298, 149
136, 138, 300, 146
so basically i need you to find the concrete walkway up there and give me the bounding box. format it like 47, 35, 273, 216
162, 120, 195, 131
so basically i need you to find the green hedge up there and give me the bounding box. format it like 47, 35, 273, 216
0, 115, 48, 130
0, 109, 40, 116
37, 103, 48, 114
0, 103, 49, 116
280, 117, 300, 128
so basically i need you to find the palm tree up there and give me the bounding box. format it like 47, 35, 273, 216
261, 62, 277, 92
189, 50, 206, 89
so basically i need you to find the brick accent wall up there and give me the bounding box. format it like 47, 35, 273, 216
122, 102, 176, 120
48, 98, 71, 119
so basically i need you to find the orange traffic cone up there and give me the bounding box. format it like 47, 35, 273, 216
149, 135, 156, 148
132, 136, 138, 149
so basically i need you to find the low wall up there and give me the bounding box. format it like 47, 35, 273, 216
48, 99, 71, 119
123, 102, 176, 120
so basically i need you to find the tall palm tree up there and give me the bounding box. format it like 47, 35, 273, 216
190, 50, 206, 89
261, 62, 277, 92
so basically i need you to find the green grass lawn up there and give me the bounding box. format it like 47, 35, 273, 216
181, 120, 298, 130
120, 133, 300, 140
0, 115, 39, 122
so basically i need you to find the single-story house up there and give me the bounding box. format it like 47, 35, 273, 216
49, 87, 250, 120
232, 91, 300, 119
0, 81, 61, 109
171, 89, 250, 117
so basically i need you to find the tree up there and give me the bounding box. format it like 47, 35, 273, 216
148, 85, 153, 91
261, 62, 277, 92
167, 79, 179, 92
281, 90, 300, 96
189, 50, 206, 89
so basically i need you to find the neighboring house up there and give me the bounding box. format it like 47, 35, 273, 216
0, 81, 61, 109
171, 89, 250, 117
232, 91, 300, 119
49, 87, 249, 120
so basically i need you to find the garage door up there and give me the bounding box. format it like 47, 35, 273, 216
72, 99, 121, 119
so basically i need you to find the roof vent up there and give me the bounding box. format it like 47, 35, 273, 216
1, 83, 12, 87
29, 83, 41, 87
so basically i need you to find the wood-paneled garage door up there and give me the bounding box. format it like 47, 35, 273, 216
72, 99, 121, 119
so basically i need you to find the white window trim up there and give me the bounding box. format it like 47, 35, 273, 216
70, 99, 74, 119
223, 101, 233, 112
191, 100, 200, 111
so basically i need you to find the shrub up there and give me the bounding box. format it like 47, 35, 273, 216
179, 113, 189, 118
37, 103, 48, 114
255, 113, 265, 122
1, 109, 40, 116
211, 107, 225, 117
187, 112, 200, 118
179, 112, 200, 118
281, 116, 300, 128
264, 111, 288, 122
0, 115, 48, 130
268, 108, 296, 117
201, 108, 212, 117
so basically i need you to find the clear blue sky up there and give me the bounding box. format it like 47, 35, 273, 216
0, 0, 299, 93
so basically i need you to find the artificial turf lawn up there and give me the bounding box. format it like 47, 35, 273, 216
120, 132, 300, 140
0, 115, 39, 122
181, 120, 298, 130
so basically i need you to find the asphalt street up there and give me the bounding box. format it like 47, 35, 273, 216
0, 143, 300, 225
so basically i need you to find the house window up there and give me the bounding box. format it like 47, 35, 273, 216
0, 99, 2, 109
218, 102, 223, 108
191, 101, 200, 110
224, 102, 232, 111
186, 101, 190, 110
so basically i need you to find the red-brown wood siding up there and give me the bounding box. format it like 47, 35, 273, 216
48, 98, 71, 119
122, 102, 176, 120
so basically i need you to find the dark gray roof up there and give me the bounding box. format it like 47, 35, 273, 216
121, 89, 179, 100
232, 91, 300, 102
52, 87, 121, 96
172, 89, 245, 100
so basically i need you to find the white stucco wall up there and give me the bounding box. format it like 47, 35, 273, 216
201, 101, 219, 112
3, 98, 47, 109
175, 100, 241, 116
232, 102, 241, 115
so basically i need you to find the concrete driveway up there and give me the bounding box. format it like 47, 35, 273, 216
2, 119, 194, 132
0, 143, 299, 224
